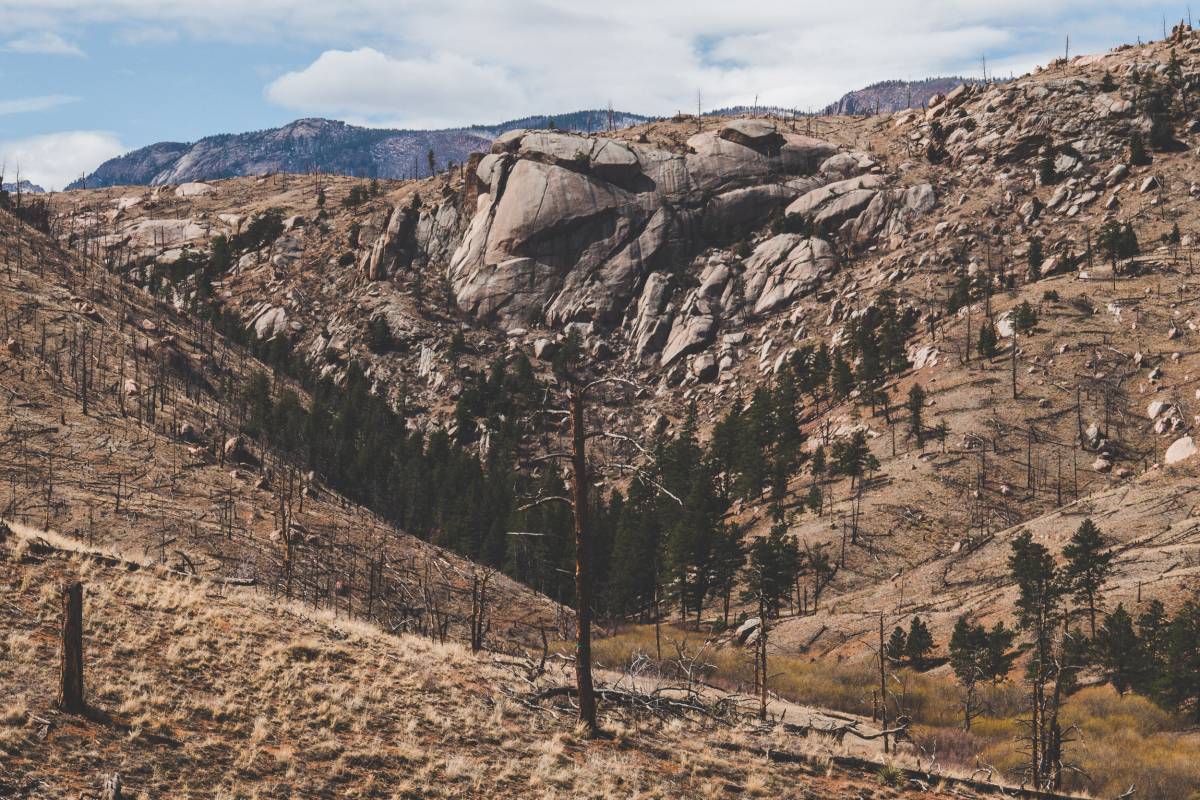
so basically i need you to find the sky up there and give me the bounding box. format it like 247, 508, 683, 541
0, 0, 1190, 189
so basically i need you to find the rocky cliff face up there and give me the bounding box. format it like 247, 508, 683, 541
443, 120, 933, 370
69, 141, 193, 188
821, 77, 980, 115
50, 29, 1200, 472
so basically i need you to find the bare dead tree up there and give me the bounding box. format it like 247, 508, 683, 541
518, 356, 679, 735
59, 581, 86, 714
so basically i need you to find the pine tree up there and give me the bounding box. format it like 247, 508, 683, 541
886, 626, 908, 666
947, 268, 972, 313
742, 522, 800, 618
708, 523, 745, 626
810, 343, 832, 399
810, 446, 826, 480
663, 419, 718, 623
906, 384, 926, 447
1028, 236, 1044, 281
365, 317, 394, 352
933, 420, 950, 452
773, 366, 804, 468
1129, 130, 1151, 165
978, 319, 999, 359
949, 616, 988, 729
905, 616, 935, 669
806, 542, 836, 610
1010, 301, 1038, 336
1062, 518, 1115, 638
1136, 599, 1171, 694
1008, 530, 1069, 789
831, 349, 855, 398
805, 483, 822, 513
1119, 223, 1140, 259
832, 430, 877, 491
605, 485, 663, 619
1094, 604, 1141, 695
1162, 601, 1200, 721
983, 622, 1018, 682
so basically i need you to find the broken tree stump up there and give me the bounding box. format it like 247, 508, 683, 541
101, 773, 123, 800
59, 581, 85, 714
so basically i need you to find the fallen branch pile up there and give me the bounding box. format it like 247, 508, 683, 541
528, 684, 743, 725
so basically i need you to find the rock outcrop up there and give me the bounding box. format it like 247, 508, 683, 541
449, 123, 852, 331
742, 235, 838, 315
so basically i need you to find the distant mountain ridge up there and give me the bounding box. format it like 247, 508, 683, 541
68, 81, 982, 190
1, 180, 45, 194
68, 110, 652, 189
821, 77, 982, 115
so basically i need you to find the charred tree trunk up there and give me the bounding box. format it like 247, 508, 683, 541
101, 773, 123, 800
569, 387, 598, 735
879, 611, 889, 754
59, 581, 85, 714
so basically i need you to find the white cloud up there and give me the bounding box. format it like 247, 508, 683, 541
0, 94, 79, 115
248, 0, 1171, 126
3, 30, 85, 57
0, 131, 125, 190
266, 48, 526, 129
0, 1, 1178, 126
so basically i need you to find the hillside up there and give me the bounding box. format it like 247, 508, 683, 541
48, 29, 1200, 634
68, 111, 652, 189
0, 525, 988, 799
0, 202, 558, 648
20, 26, 1200, 797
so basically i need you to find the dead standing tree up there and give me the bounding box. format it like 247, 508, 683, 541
519, 354, 679, 737
59, 581, 86, 714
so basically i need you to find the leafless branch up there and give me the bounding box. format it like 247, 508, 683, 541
515, 495, 572, 512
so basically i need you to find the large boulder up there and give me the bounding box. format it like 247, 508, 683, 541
702, 184, 799, 239
175, 181, 216, 198
450, 156, 650, 326
719, 119, 783, 151
629, 272, 675, 360
847, 183, 937, 245
362, 197, 461, 281
784, 173, 887, 221
735, 617, 762, 644
813, 187, 878, 232
780, 135, 839, 175
742, 234, 838, 314
661, 311, 717, 366
250, 305, 288, 341
1166, 435, 1197, 465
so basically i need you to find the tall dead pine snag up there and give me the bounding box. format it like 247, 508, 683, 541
568, 385, 598, 734
59, 581, 86, 713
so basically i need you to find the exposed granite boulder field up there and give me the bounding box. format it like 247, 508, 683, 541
444, 121, 934, 365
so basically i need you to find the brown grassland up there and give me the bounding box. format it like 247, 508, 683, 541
1, 525, 976, 800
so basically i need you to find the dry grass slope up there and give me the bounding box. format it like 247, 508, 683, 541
1, 528, 971, 800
